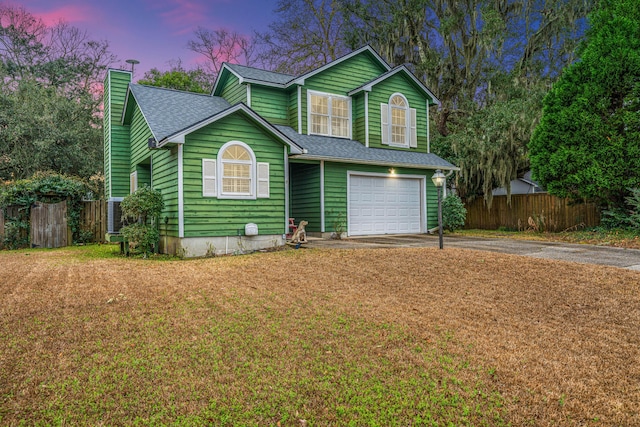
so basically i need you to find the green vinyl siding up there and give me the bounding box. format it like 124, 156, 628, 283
250, 85, 288, 125
219, 73, 246, 105
289, 163, 321, 232
104, 69, 132, 199
368, 73, 429, 151
352, 93, 366, 144
300, 52, 387, 135
129, 104, 153, 173
288, 86, 300, 131
323, 162, 439, 233
152, 147, 179, 237
136, 163, 151, 188
182, 113, 287, 237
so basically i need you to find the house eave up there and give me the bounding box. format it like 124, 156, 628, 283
289, 154, 459, 171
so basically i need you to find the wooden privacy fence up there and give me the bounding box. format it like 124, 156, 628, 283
30, 201, 69, 248
1, 200, 108, 248
464, 193, 600, 231
80, 200, 107, 243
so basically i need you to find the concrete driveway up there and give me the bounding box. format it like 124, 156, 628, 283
306, 234, 640, 271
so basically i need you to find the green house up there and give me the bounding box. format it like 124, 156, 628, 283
104, 46, 458, 256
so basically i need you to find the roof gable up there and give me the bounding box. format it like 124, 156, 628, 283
123, 84, 302, 153
212, 45, 391, 95
212, 63, 295, 95
124, 84, 231, 142
348, 65, 440, 105
291, 45, 391, 86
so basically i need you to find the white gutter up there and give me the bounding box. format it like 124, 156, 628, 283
320, 161, 325, 233
290, 155, 459, 172
364, 92, 369, 148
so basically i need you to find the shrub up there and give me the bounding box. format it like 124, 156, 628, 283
119, 186, 164, 257
442, 194, 467, 232
627, 188, 640, 230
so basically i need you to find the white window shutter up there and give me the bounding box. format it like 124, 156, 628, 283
202, 159, 217, 197
410, 108, 418, 148
381, 103, 389, 145
130, 171, 138, 193
257, 162, 269, 198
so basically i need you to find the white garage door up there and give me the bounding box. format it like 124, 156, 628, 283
349, 174, 423, 236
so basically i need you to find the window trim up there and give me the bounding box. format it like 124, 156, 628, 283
217, 140, 257, 200
388, 93, 410, 148
307, 89, 352, 139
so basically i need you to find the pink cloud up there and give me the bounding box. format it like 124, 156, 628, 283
143, 0, 225, 36
32, 5, 94, 26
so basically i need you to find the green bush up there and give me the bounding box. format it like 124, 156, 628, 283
120, 186, 164, 257
627, 188, 640, 230
442, 194, 467, 232
121, 223, 160, 255
600, 188, 640, 231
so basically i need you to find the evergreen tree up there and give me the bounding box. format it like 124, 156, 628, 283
529, 0, 640, 208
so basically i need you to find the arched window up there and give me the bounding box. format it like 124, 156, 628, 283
381, 93, 417, 148
220, 143, 253, 196
389, 94, 409, 146
202, 141, 270, 200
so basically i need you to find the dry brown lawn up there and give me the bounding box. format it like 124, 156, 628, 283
1, 245, 639, 425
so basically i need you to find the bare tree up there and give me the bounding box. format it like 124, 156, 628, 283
254, 0, 349, 74
187, 27, 256, 77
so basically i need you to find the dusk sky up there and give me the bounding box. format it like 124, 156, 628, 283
12, 0, 280, 79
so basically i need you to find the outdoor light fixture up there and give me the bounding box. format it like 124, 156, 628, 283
125, 59, 140, 76
389, 168, 396, 175
431, 169, 446, 249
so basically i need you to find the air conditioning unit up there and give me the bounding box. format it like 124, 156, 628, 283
107, 198, 125, 234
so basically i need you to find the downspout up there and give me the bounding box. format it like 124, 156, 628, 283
178, 144, 184, 238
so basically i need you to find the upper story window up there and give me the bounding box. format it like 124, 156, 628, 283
390, 95, 408, 145
308, 90, 351, 139
202, 141, 270, 200
381, 93, 417, 148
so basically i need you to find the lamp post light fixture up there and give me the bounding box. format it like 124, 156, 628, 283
431, 169, 446, 249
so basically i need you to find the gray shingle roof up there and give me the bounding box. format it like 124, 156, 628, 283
225, 63, 294, 85
129, 84, 231, 141
275, 126, 457, 170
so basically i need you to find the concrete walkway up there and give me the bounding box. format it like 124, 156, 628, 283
305, 234, 640, 271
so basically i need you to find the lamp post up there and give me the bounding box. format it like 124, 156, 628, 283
431, 169, 446, 249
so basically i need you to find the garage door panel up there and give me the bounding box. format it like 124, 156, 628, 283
349, 175, 422, 236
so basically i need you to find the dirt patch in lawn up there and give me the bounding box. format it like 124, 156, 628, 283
1, 246, 639, 425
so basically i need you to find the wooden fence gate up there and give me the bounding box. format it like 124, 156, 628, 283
30, 201, 69, 248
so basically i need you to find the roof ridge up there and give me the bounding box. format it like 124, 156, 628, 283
225, 62, 294, 77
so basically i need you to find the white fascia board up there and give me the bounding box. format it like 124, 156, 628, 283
290, 154, 459, 171
286, 45, 391, 88
157, 103, 303, 154
119, 85, 133, 126
121, 86, 160, 144
211, 63, 244, 95
347, 66, 441, 105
